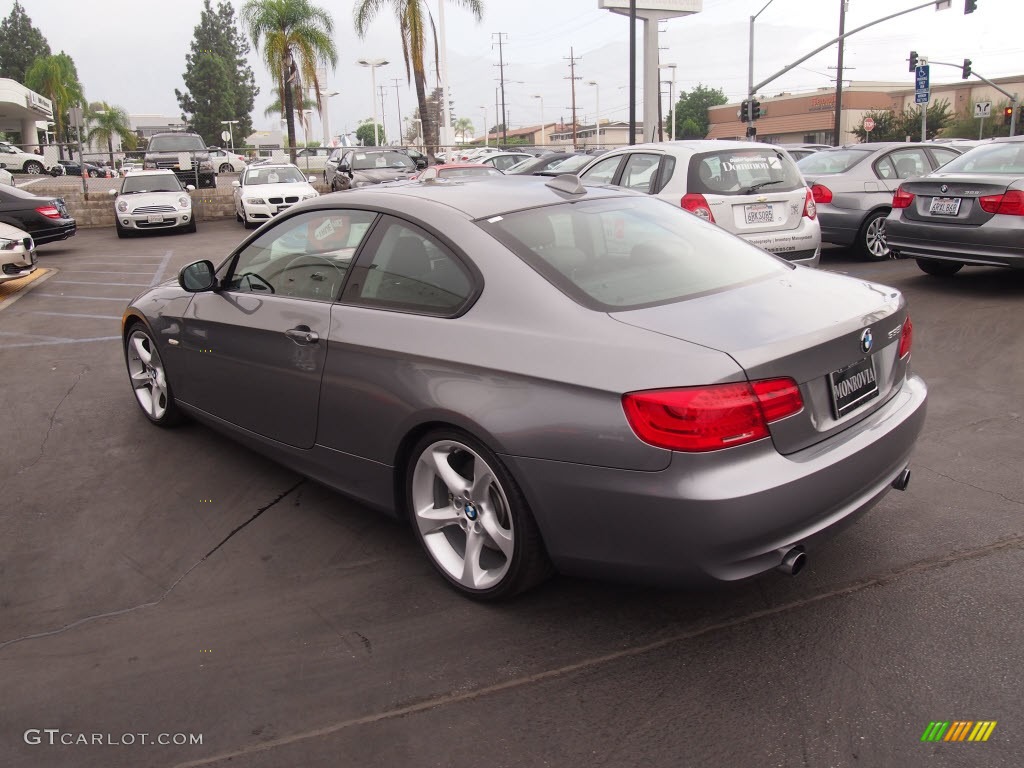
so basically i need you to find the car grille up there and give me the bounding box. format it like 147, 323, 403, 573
136, 220, 179, 229
777, 249, 817, 262
268, 196, 299, 204
132, 205, 177, 214
3, 262, 31, 275
155, 160, 178, 169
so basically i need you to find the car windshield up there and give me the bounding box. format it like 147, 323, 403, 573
481, 196, 787, 310
148, 135, 207, 152
688, 148, 804, 195
243, 167, 307, 185
122, 175, 183, 193
351, 151, 414, 170
545, 154, 592, 173
797, 148, 872, 174
935, 143, 1024, 174
439, 167, 502, 178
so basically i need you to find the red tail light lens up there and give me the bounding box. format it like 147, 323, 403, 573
810, 184, 832, 204
681, 193, 715, 223
898, 315, 913, 359
35, 205, 61, 219
622, 378, 803, 453
802, 187, 817, 219
978, 189, 1024, 215
892, 186, 915, 209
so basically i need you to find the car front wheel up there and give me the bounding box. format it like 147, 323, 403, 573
24, 160, 44, 175
124, 324, 184, 427
219, 163, 231, 173
858, 209, 891, 261
916, 258, 964, 277
406, 430, 552, 600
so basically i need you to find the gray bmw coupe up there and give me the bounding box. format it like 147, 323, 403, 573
122, 175, 927, 599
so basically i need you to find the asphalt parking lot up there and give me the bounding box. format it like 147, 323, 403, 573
1, 221, 1022, 768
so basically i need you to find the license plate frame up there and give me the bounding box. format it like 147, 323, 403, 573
744, 202, 775, 225
828, 356, 879, 418
929, 196, 961, 216
147, 215, 164, 224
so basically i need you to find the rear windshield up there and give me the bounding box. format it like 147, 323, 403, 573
122, 174, 183, 193
545, 154, 593, 174
439, 167, 502, 178
481, 196, 787, 311
796, 148, 871, 174
687, 148, 803, 196
352, 151, 414, 170
148, 135, 207, 152
935, 143, 1024, 174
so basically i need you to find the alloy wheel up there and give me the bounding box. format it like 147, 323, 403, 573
126, 329, 170, 421
864, 215, 889, 259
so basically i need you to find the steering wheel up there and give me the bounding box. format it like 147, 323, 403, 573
282, 254, 346, 297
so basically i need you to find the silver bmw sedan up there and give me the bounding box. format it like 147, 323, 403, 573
122, 175, 927, 599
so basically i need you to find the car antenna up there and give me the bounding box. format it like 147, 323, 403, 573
544, 174, 587, 195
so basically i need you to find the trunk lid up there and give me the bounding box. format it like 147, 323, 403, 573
611, 269, 909, 455
897, 173, 1021, 226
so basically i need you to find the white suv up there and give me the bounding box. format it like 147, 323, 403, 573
576, 140, 821, 267
0, 141, 52, 175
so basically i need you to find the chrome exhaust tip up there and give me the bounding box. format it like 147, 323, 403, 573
892, 467, 911, 491
776, 547, 807, 576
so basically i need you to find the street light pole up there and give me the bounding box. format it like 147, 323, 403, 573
480, 106, 488, 147
748, 0, 777, 141
221, 120, 239, 152
318, 91, 339, 146
357, 58, 389, 146
531, 95, 544, 145
659, 64, 676, 140
587, 81, 600, 145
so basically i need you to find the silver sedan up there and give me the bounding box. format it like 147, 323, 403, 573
122, 176, 927, 599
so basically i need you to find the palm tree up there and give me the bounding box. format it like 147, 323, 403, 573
353, 0, 483, 155
262, 84, 315, 123
86, 102, 136, 168
25, 53, 83, 159
242, 0, 337, 162
453, 116, 474, 143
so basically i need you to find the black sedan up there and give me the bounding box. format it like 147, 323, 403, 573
886, 137, 1024, 276
0, 185, 76, 246
51, 160, 114, 178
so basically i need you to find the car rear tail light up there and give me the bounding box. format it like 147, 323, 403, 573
35, 205, 61, 219
978, 189, 1024, 215
810, 184, 832, 204
681, 193, 715, 223
898, 315, 913, 359
802, 187, 817, 219
892, 185, 915, 209
622, 378, 803, 453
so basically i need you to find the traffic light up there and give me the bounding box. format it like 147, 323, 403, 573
962, 58, 972, 79
739, 99, 750, 123
964, 0, 977, 13
1005, 106, 1015, 125
750, 99, 762, 121
908, 51, 919, 72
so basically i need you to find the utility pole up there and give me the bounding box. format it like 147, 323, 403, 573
832, 0, 847, 146
391, 78, 403, 145
377, 85, 389, 143
565, 46, 582, 149
493, 32, 509, 144
629, 0, 636, 144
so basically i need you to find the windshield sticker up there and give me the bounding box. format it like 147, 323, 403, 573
267, 172, 279, 184
721, 156, 782, 173
487, 216, 503, 223
314, 219, 336, 241
354, 153, 367, 161
375, 156, 388, 168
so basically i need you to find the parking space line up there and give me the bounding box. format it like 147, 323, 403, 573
34, 293, 130, 301
58, 270, 157, 275
0, 330, 73, 341
0, 335, 119, 349
31, 311, 121, 320
150, 250, 174, 286
51, 280, 150, 287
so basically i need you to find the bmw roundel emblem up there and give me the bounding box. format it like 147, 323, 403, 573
861, 328, 873, 354
464, 503, 478, 521
940, 184, 948, 194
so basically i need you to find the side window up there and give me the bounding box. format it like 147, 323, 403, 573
347, 218, 473, 314
225, 209, 376, 302
873, 156, 896, 179
619, 153, 662, 193
888, 149, 929, 179
580, 154, 624, 185
929, 148, 959, 169
654, 155, 676, 193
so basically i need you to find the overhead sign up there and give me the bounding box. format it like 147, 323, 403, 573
974, 101, 992, 118
598, 0, 702, 11
915, 64, 930, 104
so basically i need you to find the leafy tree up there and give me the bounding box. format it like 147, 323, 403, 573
850, 100, 952, 143
25, 52, 83, 157
940, 100, 1014, 140
86, 102, 137, 167
356, 120, 385, 145
354, 0, 483, 156
454, 116, 474, 142
0, 1, 50, 82
176, 0, 259, 146
670, 84, 727, 139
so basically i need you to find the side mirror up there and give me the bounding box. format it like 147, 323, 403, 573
415, 157, 428, 170
178, 260, 217, 292
185, 184, 196, 191
339, 161, 351, 173
108, 188, 117, 196
231, 180, 240, 188
307, 175, 317, 183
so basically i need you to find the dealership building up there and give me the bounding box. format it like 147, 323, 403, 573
708, 75, 1024, 144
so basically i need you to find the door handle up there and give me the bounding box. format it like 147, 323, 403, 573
285, 326, 319, 344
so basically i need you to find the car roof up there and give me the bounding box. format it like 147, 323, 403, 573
437, 163, 493, 169
244, 163, 300, 171
347, 173, 639, 219
125, 169, 177, 177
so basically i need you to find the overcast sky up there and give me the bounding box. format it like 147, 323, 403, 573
16, 0, 1021, 142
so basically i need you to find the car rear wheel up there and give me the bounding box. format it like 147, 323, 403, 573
219, 163, 231, 173
916, 258, 964, 277
406, 430, 552, 600
88, 169, 99, 178
24, 160, 43, 175
124, 324, 184, 427
858, 209, 890, 261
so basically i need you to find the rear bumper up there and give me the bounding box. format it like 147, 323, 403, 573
740, 218, 822, 268
504, 374, 927, 586
886, 218, 1024, 269
30, 221, 76, 245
